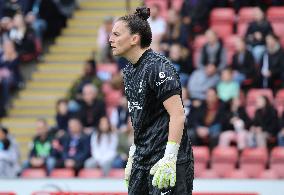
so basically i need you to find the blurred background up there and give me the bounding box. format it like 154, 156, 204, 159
0, 0, 284, 194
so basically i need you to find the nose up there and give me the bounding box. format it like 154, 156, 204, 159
109, 34, 113, 44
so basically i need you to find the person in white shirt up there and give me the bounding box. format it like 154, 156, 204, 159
84, 116, 118, 176
147, 4, 166, 52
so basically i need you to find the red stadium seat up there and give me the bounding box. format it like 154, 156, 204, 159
275, 89, 284, 117
246, 88, 274, 105
267, 6, 284, 22
50, 169, 75, 178
171, 0, 183, 11
210, 8, 235, 24
270, 147, 284, 178
21, 168, 47, 178
259, 169, 278, 179
238, 7, 257, 23
224, 169, 249, 179
199, 169, 219, 179
240, 148, 268, 178
78, 168, 103, 178
211, 23, 233, 39
224, 35, 239, 50
237, 22, 249, 36
108, 169, 124, 178
105, 89, 122, 108
192, 146, 210, 177
193, 35, 207, 50
211, 147, 238, 177
271, 22, 284, 38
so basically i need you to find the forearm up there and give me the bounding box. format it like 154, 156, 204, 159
168, 114, 185, 144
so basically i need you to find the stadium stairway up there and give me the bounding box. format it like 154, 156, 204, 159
0, 0, 142, 162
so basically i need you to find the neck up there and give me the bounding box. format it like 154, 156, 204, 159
124, 47, 149, 64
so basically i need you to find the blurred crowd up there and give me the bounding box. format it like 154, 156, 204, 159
1, 0, 284, 178
0, 0, 77, 117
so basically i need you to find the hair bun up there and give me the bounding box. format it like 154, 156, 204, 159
135, 7, 150, 20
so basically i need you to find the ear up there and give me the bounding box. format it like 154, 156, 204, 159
130, 34, 140, 46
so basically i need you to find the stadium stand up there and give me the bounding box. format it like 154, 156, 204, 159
0, 0, 284, 183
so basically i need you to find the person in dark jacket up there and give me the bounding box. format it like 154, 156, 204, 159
258, 33, 284, 90
219, 97, 251, 150
76, 83, 106, 134
248, 95, 279, 147
48, 117, 90, 175
0, 38, 21, 114
231, 37, 256, 87
199, 29, 227, 72
245, 7, 273, 63
180, 0, 209, 42
191, 88, 224, 148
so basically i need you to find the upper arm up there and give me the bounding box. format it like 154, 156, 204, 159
163, 95, 185, 117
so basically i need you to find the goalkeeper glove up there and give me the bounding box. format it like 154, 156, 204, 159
125, 144, 136, 187
150, 141, 180, 189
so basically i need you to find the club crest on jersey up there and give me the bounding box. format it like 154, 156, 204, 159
159, 72, 165, 79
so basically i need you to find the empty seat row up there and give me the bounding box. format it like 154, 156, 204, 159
21, 168, 124, 179
193, 146, 284, 179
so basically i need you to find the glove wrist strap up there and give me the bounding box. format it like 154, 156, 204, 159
165, 141, 180, 156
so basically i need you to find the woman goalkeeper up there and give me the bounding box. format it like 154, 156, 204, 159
109, 6, 194, 195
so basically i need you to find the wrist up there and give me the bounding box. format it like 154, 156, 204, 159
164, 141, 180, 156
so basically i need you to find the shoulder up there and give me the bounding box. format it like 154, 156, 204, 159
146, 51, 173, 70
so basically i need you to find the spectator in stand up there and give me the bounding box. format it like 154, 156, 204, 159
0, 0, 22, 18
25, 11, 46, 47
9, 13, 36, 58
0, 38, 21, 114
198, 29, 227, 72
76, 84, 106, 134
112, 116, 134, 169
68, 59, 103, 100
85, 117, 118, 176
218, 97, 251, 150
187, 63, 220, 100
110, 95, 129, 132
97, 16, 114, 63
190, 88, 224, 148
217, 67, 240, 102
231, 37, 256, 87
23, 118, 53, 173
0, 126, 20, 177
168, 43, 194, 87
257, 33, 284, 90
180, 0, 209, 42
38, 0, 67, 37
245, 7, 273, 63
57, 118, 90, 174
248, 96, 279, 147
55, 98, 71, 137
278, 111, 284, 146
0, 17, 14, 44
160, 9, 183, 51
25, 0, 47, 44
148, 3, 166, 52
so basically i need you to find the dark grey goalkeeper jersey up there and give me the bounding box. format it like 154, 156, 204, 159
123, 49, 193, 170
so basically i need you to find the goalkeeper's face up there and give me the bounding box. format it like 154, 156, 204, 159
109, 20, 139, 57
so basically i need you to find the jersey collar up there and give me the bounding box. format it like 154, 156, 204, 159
133, 49, 152, 68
